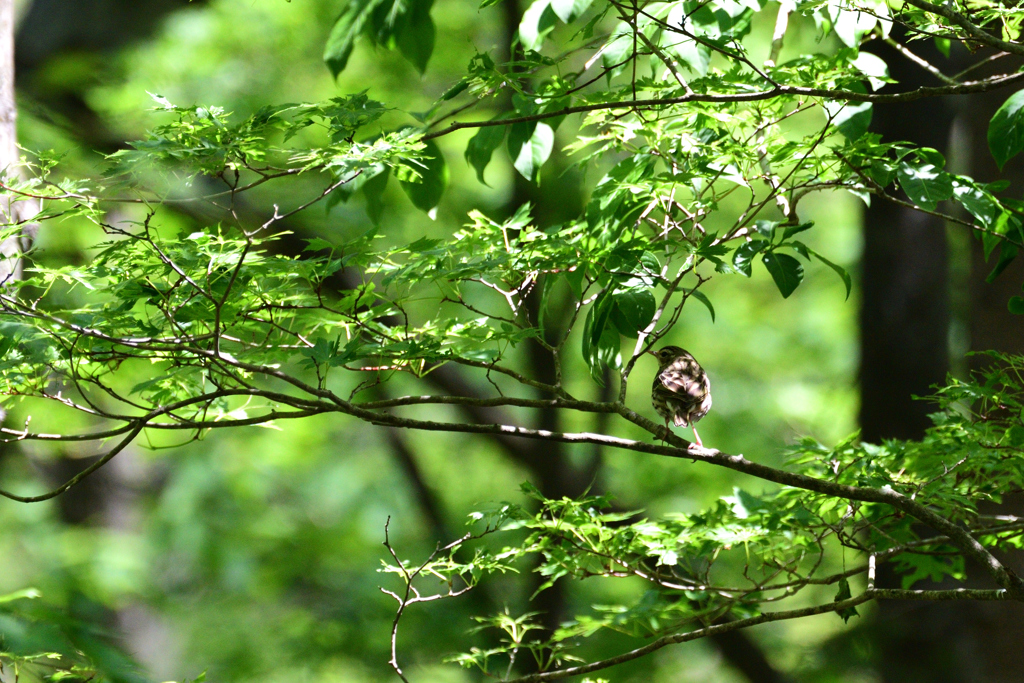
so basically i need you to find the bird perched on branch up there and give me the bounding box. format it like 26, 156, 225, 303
649, 345, 712, 447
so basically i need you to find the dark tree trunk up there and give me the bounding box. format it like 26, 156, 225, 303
860, 40, 1024, 683
859, 37, 952, 444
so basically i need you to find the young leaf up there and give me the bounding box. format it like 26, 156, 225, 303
762, 252, 804, 298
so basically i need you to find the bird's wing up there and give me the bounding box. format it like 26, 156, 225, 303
658, 367, 706, 400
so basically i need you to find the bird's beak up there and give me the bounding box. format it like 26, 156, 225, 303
645, 348, 657, 356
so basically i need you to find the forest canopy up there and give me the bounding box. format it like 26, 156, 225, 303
2, 0, 1024, 681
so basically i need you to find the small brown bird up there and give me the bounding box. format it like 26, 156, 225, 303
649, 345, 712, 447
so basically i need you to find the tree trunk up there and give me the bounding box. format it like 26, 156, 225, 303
859, 37, 952, 444
860, 41, 1024, 683
0, 0, 21, 285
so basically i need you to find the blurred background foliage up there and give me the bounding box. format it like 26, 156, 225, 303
1, 0, 881, 681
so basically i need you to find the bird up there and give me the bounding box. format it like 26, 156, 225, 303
649, 345, 712, 447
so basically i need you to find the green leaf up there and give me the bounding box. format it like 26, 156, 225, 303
782, 222, 814, 240
399, 139, 448, 217
762, 252, 804, 298
834, 578, 859, 623
323, 0, 387, 78
362, 167, 390, 224
896, 162, 953, 211
395, 0, 436, 74
686, 288, 715, 322
0, 588, 41, 604
1008, 296, 1024, 315
550, 0, 593, 22
465, 124, 506, 186
732, 239, 769, 277
507, 121, 554, 183
823, 100, 872, 140
989, 89, 1024, 170
754, 220, 779, 238
986, 242, 1018, 283
565, 267, 586, 301
610, 288, 656, 337
953, 181, 999, 228
601, 28, 633, 78
811, 249, 852, 300
849, 52, 890, 91
519, 0, 558, 51
788, 241, 852, 300
440, 79, 469, 101
582, 291, 621, 382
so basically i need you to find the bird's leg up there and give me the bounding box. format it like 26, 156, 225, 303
691, 427, 703, 448
662, 418, 671, 443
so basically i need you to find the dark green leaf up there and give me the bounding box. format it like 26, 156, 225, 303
582, 291, 620, 382
986, 242, 1018, 283
565, 268, 586, 301
834, 578, 859, 623
465, 124, 507, 186
394, 0, 436, 74
323, 0, 387, 78
362, 167, 390, 224
786, 241, 851, 300
1008, 296, 1024, 315
762, 252, 804, 298
753, 220, 778, 238
399, 139, 448, 217
782, 222, 814, 240
732, 239, 768, 277
695, 232, 729, 263
610, 288, 656, 337
440, 79, 469, 101
788, 240, 810, 260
